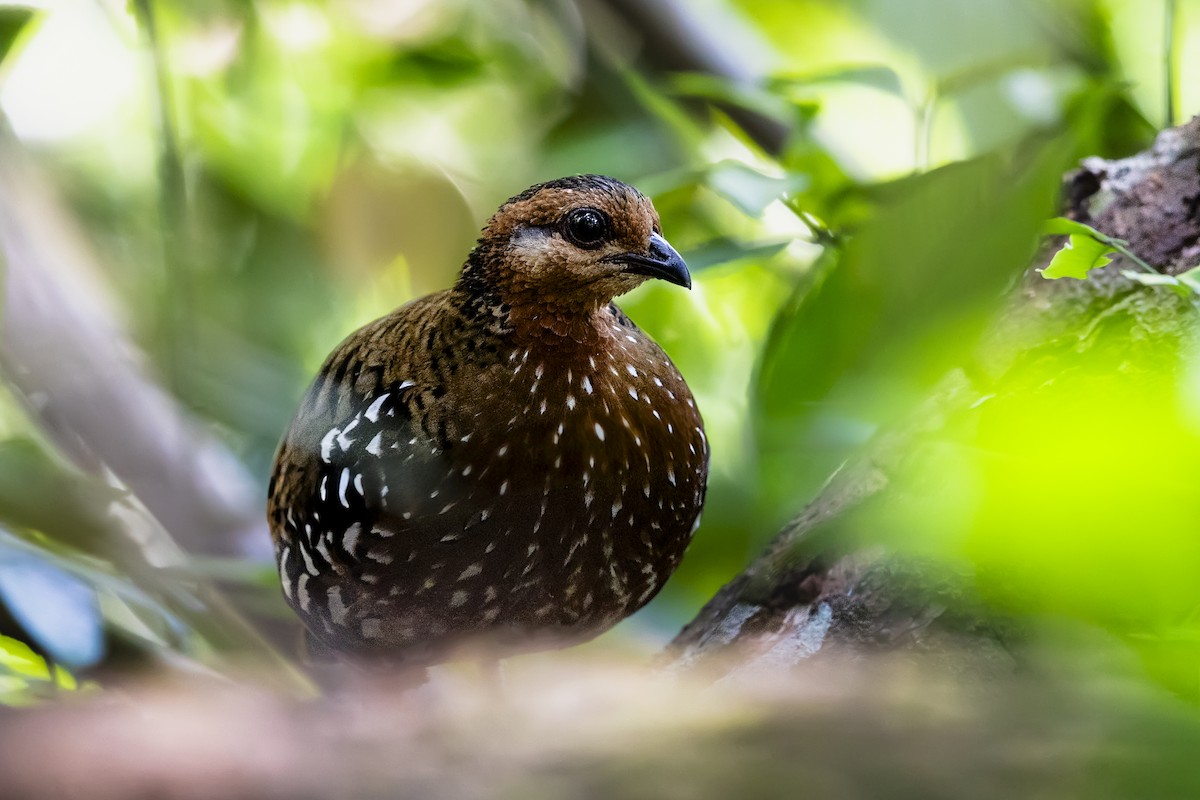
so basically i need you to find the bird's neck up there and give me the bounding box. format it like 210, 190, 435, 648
456, 271, 616, 351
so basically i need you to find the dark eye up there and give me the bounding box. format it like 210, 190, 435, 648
563, 208, 610, 248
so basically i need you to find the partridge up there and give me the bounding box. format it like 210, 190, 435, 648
267, 175, 708, 666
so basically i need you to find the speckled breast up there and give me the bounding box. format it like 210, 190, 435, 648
271, 310, 708, 661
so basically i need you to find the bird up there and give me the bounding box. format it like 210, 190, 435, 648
267, 175, 708, 668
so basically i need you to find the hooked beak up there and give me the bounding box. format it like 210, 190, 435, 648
607, 232, 692, 289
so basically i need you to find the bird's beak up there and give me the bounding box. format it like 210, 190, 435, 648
608, 233, 692, 289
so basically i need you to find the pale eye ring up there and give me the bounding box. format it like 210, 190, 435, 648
563, 207, 611, 249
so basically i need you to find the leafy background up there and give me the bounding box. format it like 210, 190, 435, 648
0, 0, 1197, 711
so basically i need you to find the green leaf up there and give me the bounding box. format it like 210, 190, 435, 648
1042, 217, 1107, 238
0, 7, 35, 68
756, 133, 1077, 507
705, 161, 809, 217
769, 64, 906, 99
1041, 234, 1115, 279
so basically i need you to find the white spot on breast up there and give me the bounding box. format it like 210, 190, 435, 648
462, 465, 473, 477
582, 376, 593, 394
450, 590, 469, 608
535, 364, 544, 379
342, 523, 361, 555
327, 586, 349, 625
367, 547, 393, 564
611, 500, 622, 518
499, 480, 509, 495
459, 563, 483, 580
628, 388, 638, 400
362, 618, 382, 638
626, 365, 638, 377
584, 491, 594, 507
653, 377, 663, 387
567, 395, 576, 410
498, 445, 509, 457
483, 608, 500, 623
594, 422, 605, 441
540, 399, 547, 414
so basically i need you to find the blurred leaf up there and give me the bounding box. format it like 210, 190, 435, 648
0, 6, 35, 67
0, 439, 124, 555
1042, 234, 1114, 279
769, 64, 906, 98
669, 72, 795, 124
1121, 268, 1200, 298
682, 238, 791, 272
705, 161, 809, 217
0, 550, 104, 670
755, 132, 1076, 512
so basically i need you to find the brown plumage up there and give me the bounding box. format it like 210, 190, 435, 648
267, 175, 708, 666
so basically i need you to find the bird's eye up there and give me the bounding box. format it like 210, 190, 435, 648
563, 208, 610, 249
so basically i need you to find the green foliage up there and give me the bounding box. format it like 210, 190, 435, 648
0, 0, 1198, 732
1043, 233, 1115, 278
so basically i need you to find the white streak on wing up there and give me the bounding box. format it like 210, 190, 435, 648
397, 380, 416, 390
296, 573, 311, 611
337, 418, 359, 449
320, 428, 339, 462
353, 472, 364, 496
366, 432, 383, 456
300, 544, 319, 576
279, 547, 292, 598
339, 468, 351, 507
364, 393, 391, 422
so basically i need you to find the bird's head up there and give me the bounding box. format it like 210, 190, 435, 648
458, 175, 690, 330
